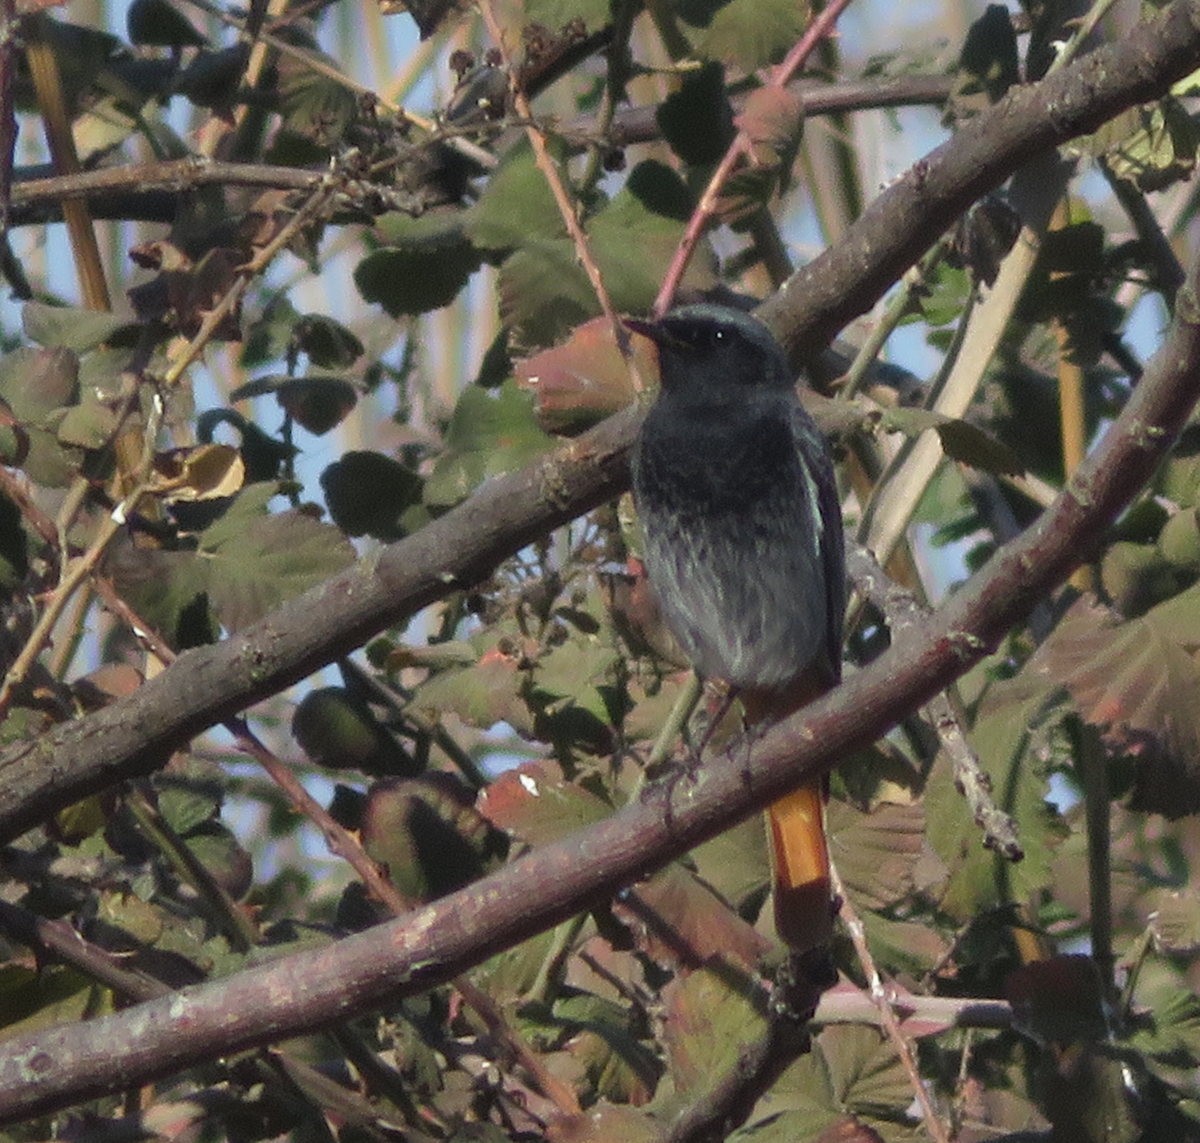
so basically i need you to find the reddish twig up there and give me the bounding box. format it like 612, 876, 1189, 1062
654, 0, 857, 313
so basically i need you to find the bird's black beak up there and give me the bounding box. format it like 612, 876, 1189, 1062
623, 316, 662, 343
625, 316, 690, 354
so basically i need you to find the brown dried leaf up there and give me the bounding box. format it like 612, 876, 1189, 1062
735, 85, 804, 169
615, 865, 770, 970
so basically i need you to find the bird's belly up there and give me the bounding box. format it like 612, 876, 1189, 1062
643, 512, 825, 690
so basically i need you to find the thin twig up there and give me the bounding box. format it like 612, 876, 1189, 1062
654, 0, 857, 313
476, 0, 643, 388
177, 0, 497, 171
0, 0, 17, 240
847, 544, 1023, 859
829, 863, 953, 1143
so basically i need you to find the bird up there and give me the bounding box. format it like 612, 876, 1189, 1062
628, 302, 845, 955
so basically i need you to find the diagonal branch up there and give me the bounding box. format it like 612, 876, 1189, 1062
2, 202, 1200, 1127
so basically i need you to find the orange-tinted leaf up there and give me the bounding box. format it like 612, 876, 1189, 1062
514, 317, 653, 433
478, 758, 612, 845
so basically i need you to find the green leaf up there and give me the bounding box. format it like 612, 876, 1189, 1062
157, 780, 220, 836
126, 0, 206, 47
880, 407, 1024, 475
424, 380, 554, 508
660, 963, 766, 1097
291, 313, 364, 369
554, 992, 662, 1103
103, 535, 215, 650
0, 965, 110, 1040
527, 633, 622, 755
52, 392, 120, 449
497, 161, 709, 344
829, 799, 927, 913
242, 297, 302, 368
292, 686, 417, 775
677, 0, 810, 70
525, 0, 612, 31
184, 824, 254, 899
949, 3, 1020, 116
902, 261, 971, 327
1032, 594, 1200, 817
1084, 97, 1197, 192
497, 236, 600, 345
97, 888, 166, 946
275, 46, 357, 147
196, 483, 356, 631
657, 61, 735, 166
1158, 507, 1200, 571
0, 347, 82, 486
356, 213, 482, 316
360, 776, 504, 900
173, 46, 250, 112
22, 302, 127, 351
231, 374, 359, 436
0, 493, 29, 594
466, 142, 565, 252
321, 450, 425, 540
0, 346, 79, 419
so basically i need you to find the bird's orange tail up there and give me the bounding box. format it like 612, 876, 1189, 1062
743, 675, 834, 954
766, 781, 832, 952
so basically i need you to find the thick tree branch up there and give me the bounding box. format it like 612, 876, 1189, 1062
2, 206, 1200, 1126
1, 1, 1196, 846
758, 0, 1200, 360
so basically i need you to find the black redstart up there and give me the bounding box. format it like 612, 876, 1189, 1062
629, 303, 846, 953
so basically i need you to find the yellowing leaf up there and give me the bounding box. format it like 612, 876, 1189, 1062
150, 443, 245, 503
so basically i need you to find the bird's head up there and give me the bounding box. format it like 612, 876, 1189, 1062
625, 304, 794, 396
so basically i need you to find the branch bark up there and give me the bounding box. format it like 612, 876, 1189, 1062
2, 200, 1200, 1127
